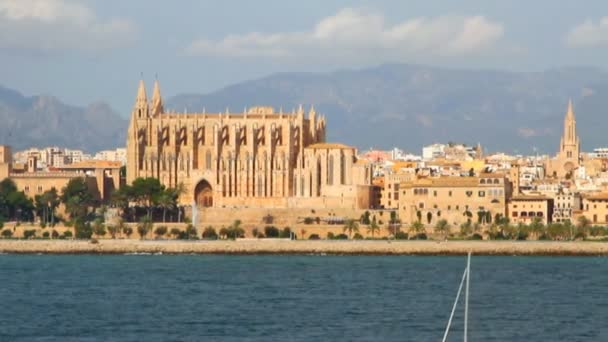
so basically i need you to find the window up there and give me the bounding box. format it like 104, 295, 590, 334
537, 212, 543, 217
449, 191, 452, 197
478, 191, 485, 197
513, 211, 518, 217
24, 186, 29, 193
448, 205, 451, 210
37, 186, 43, 193
494, 179, 500, 184
433, 190, 437, 197
419, 203, 424, 209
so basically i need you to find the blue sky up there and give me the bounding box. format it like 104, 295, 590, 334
1, 0, 608, 115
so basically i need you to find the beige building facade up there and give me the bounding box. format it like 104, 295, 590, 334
398, 174, 510, 227
507, 196, 554, 225
0, 145, 121, 202
126, 80, 373, 209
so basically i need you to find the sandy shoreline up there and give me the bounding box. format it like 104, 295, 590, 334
0, 239, 608, 256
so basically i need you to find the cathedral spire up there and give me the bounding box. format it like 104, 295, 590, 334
566, 98, 574, 120
136, 79, 147, 107
151, 79, 164, 115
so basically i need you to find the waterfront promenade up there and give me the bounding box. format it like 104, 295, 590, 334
1, 239, 608, 256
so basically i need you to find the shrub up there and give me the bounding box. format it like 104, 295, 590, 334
170, 228, 181, 238
202, 226, 218, 240
469, 233, 483, 240
90, 238, 99, 244
309, 234, 321, 240
353, 233, 364, 240
1, 229, 13, 238
279, 227, 292, 239
42, 231, 50, 239
264, 226, 280, 238
154, 226, 168, 238
0, 217, 4, 229
315, 217, 321, 224
303, 217, 314, 224
137, 217, 153, 239
51, 230, 59, 239
75, 220, 93, 239
412, 233, 427, 240
185, 224, 198, 240
23, 229, 37, 239
122, 226, 134, 238
334, 233, 348, 240
40, 222, 47, 229
327, 232, 335, 239
63, 230, 73, 239
395, 231, 408, 240
516, 231, 528, 241
252, 228, 260, 238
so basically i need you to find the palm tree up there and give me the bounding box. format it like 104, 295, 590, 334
434, 219, 450, 240
156, 190, 175, 223
409, 221, 425, 237
529, 217, 544, 239
343, 219, 359, 239
367, 217, 380, 238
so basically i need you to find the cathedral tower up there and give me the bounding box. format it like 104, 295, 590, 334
547, 99, 581, 179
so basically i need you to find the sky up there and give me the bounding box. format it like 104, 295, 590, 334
1, 0, 608, 115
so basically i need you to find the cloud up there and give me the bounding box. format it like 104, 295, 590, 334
565, 17, 608, 47
517, 127, 552, 138
0, 0, 136, 51
185, 8, 504, 60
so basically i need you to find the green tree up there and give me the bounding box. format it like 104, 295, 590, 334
576, 215, 591, 238
131, 177, 164, 219
529, 218, 544, 239
410, 221, 425, 236
61, 178, 95, 219
156, 189, 175, 223
343, 219, 360, 239
435, 219, 450, 239
74, 219, 93, 239
367, 216, 380, 237
460, 221, 473, 237
34, 188, 60, 226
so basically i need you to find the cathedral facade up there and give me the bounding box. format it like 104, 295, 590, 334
545, 100, 581, 179
126, 80, 373, 209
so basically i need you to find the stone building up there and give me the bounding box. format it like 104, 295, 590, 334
546, 100, 581, 179
126, 80, 373, 209
398, 174, 511, 227
579, 193, 608, 225
0, 145, 120, 202
507, 196, 554, 225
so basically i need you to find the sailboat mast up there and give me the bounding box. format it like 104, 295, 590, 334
464, 251, 471, 342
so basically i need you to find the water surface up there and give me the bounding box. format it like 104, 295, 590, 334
0, 255, 606, 341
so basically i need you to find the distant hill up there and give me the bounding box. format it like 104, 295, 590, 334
0, 85, 127, 152
168, 64, 608, 154
4, 64, 608, 154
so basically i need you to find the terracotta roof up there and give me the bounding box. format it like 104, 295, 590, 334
582, 192, 608, 200
58, 160, 122, 169
510, 195, 553, 201
306, 143, 354, 150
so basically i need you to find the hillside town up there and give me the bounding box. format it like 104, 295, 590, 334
1, 81, 608, 241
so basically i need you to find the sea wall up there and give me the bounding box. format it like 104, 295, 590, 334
1, 240, 608, 256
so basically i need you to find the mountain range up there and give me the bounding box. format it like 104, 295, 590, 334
2, 63, 608, 154
0, 85, 126, 152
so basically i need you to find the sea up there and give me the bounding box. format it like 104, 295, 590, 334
0, 255, 606, 341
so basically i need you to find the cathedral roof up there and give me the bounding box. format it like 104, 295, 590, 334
307, 143, 353, 150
